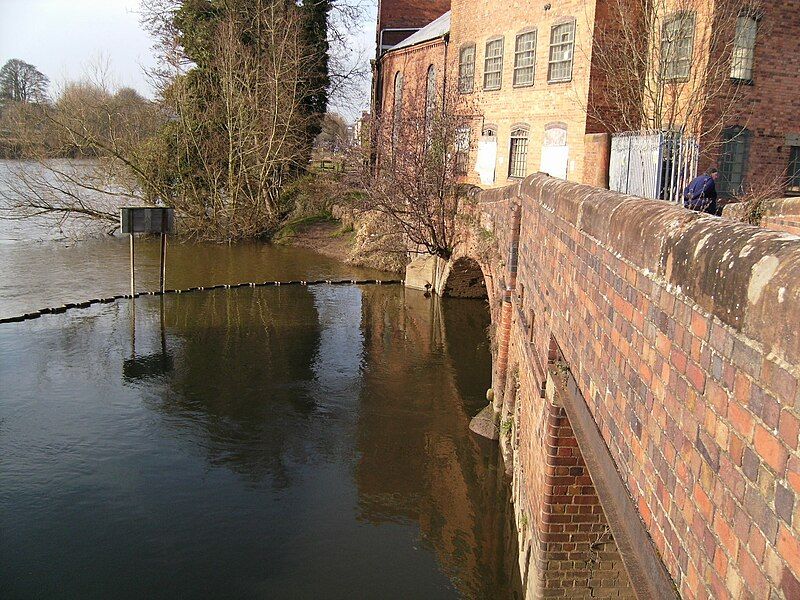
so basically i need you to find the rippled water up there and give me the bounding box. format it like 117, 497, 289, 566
0, 161, 520, 599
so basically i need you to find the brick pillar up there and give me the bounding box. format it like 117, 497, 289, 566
493, 203, 522, 413
583, 133, 611, 189
527, 375, 635, 598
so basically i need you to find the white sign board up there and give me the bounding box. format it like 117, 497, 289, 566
540, 146, 569, 180
475, 140, 498, 185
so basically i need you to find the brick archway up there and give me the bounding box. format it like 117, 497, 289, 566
440, 256, 490, 299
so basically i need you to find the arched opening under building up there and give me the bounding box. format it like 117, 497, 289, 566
441, 257, 488, 299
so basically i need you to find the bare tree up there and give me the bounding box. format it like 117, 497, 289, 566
0, 77, 164, 234
315, 112, 351, 153
588, 0, 766, 153
136, 0, 322, 241
344, 86, 477, 260
0, 59, 50, 104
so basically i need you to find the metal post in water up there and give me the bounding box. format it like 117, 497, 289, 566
160, 233, 167, 294
130, 234, 135, 296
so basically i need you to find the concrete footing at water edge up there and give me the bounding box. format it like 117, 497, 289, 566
468, 403, 499, 440
404, 254, 442, 293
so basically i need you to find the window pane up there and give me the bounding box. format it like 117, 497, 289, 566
392, 73, 403, 145
425, 66, 437, 137
514, 31, 536, 86
789, 147, 800, 191
484, 39, 504, 90
718, 127, 751, 195
459, 46, 475, 93
509, 129, 529, 178
455, 127, 471, 174
548, 22, 575, 82
661, 14, 695, 80
731, 16, 757, 80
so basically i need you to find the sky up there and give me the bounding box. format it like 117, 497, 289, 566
0, 0, 376, 121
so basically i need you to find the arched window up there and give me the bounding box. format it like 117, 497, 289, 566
508, 126, 530, 178
458, 44, 476, 93
392, 71, 403, 150
541, 122, 569, 179
424, 65, 437, 134
719, 126, 752, 196
543, 122, 568, 147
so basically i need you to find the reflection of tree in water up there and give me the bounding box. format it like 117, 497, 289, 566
139, 287, 324, 488
355, 287, 521, 598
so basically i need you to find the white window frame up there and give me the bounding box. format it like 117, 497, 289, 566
514, 30, 537, 87
661, 12, 695, 81
548, 20, 575, 83
483, 37, 504, 91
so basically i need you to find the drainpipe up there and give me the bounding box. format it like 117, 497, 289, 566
441, 33, 449, 113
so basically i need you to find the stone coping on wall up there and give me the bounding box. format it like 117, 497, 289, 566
723, 197, 800, 222
479, 173, 800, 370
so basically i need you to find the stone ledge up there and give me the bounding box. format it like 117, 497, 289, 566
505, 173, 800, 367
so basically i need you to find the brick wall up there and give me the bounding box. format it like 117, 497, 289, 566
702, 1, 800, 194
723, 198, 800, 236
448, 0, 602, 187
377, 0, 450, 49
453, 173, 800, 599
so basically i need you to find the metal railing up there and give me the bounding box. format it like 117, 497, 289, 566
610, 130, 699, 203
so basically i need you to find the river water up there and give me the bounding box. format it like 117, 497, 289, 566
0, 163, 521, 598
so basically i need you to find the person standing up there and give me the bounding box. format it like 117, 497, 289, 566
683, 168, 719, 215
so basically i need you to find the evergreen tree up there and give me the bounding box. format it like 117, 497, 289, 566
299, 0, 331, 141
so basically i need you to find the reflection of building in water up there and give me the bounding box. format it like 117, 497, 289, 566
354, 286, 519, 598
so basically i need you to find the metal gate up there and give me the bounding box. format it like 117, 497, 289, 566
609, 130, 699, 203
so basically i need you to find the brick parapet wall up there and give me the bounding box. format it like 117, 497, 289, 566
456, 174, 800, 599
723, 199, 800, 237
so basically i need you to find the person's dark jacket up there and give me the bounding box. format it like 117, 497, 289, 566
683, 174, 718, 214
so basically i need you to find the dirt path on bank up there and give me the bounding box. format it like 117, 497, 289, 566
279, 219, 355, 264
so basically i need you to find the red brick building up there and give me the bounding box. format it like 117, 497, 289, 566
372, 0, 450, 124
373, 0, 800, 198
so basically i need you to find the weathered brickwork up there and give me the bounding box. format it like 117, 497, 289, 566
377, 38, 446, 121
373, 37, 447, 170
447, 173, 800, 599
724, 198, 800, 237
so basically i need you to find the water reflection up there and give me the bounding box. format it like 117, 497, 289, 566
123, 298, 174, 381
355, 287, 520, 598
0, 283, 520, 599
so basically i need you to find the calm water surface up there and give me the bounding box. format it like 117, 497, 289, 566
0, 176, 520, 598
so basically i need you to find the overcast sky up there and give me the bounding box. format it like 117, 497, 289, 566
0, 0, 376, 121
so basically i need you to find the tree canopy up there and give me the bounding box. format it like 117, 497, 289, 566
0, 59, 49, 103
